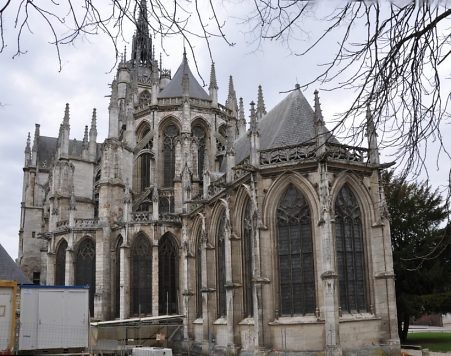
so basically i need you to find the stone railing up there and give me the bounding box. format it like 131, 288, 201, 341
75, 218, 99, 229
56, 220, 69, 228
131, 211, 153, 223
160, 213, 182, 225
259, 142, 316, 166
326, 143, 368, 162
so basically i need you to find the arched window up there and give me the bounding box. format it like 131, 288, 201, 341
216, 211, 227, 318
195, 227, 203, 318
163, 124, 179, 187
335, 184, 367, 313
242, 199, 253, 317
140, 153, 151, 190
139, 90, 151, 105
158, 234, 179, 315
277, 184, 315, 316
114, 236, 123, 318
131, 234, 152, 315
55, 239, 67, 285
75, 238, 96, 316
136, 125, 152, 192
192, 125, 206, 180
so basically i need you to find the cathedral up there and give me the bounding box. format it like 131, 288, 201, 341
18, 2, 400, 354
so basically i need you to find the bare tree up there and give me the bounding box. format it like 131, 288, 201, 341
0, 0, 231, 74
1, 1, 450, 189
247, 1, 451, 184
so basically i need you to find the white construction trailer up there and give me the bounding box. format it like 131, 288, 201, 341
19, 285, 89, 352
0, 280, 17, 355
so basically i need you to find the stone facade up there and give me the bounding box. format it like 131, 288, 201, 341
18, 2, 400, 354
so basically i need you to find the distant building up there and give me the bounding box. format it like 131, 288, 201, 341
18, 1, 400, 354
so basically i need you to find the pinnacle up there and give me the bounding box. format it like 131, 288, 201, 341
25, 132, 31, 153
313, 89, 324, 123
209, 62, 218, 90
239, 97, 245, 122
63, 103, 70, 126
257, 85, 266, 116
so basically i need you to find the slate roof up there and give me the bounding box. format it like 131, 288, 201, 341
0, 243, 31, 284
234, 87, 338, 164
159, 54, 210, 100
37, 136, 102, 166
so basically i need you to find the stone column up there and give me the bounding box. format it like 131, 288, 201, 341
220, 198, 235, 349
65, 248, 75, 285
318, 162, 341, 356
120, 244, 130, 319
46, 252, 56, 285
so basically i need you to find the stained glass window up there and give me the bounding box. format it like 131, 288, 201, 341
163, 124, 179, 187
75, 238, 96, 316
242, 199, 253, 317
217, 211, 227, 318
55, 239, 67, 286
277, 184, 315, 316
158, 234, 179, 315
114, 236, 123, 318
335, 185, 367, 313
196, 228, 203, 318
192, 125, 206, 180
131, 234, 152, 315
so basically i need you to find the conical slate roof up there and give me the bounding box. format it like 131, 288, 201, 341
159, 53, 210, 100
0, 243, 31, 284
234, 87, 338, 163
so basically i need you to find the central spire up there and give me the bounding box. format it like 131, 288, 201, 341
131, 0, 153, 66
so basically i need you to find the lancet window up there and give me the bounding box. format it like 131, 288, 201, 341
158, 234, 179, 315
192, 125, 206, 180
276, 184, 315, 316
216, 211, 227, 318
242, 199, 254, 317
196, 228, 203, 318
131, 234, 152, 315
163, 124, 179, 187
114, 236, 123, 318
335, 184, 367, 313
75, 238, 96, 316
55, 239, 67, 286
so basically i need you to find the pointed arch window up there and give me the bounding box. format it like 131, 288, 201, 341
335, 184, 367, 313
139, 90, 151, 105
217, 211, 227, 318
192, 125, 206, 180
158, 234, 179, 315
131, 234, 152, 315
114, 236, 123, 318
195, 228, 203, 318
55, 239, 67, 286
75, 238, 96, 316
163, 124, 179, 187
242, 199, 253, 317
277, 184, 315, 316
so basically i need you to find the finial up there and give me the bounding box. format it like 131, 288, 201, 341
249, 101, 258, 133
63, 103, 70, 126
209, 62, 218, 90
90, 108, 97, 137
124, 46, 127, 62
256, 85, 266, 117
25, 132, 31, 153
160, 52, 162, 70
32, 124, 40, 151
83, 125, 89, 148
313, 89, 324, 123
295, 83, 300, 90
239, 97, 245, 122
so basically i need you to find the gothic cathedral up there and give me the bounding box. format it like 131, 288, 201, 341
18, 2, 400, 354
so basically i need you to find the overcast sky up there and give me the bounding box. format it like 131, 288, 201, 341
1, 2, 450, 259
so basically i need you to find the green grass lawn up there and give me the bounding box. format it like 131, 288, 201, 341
407, 332, 451, 352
